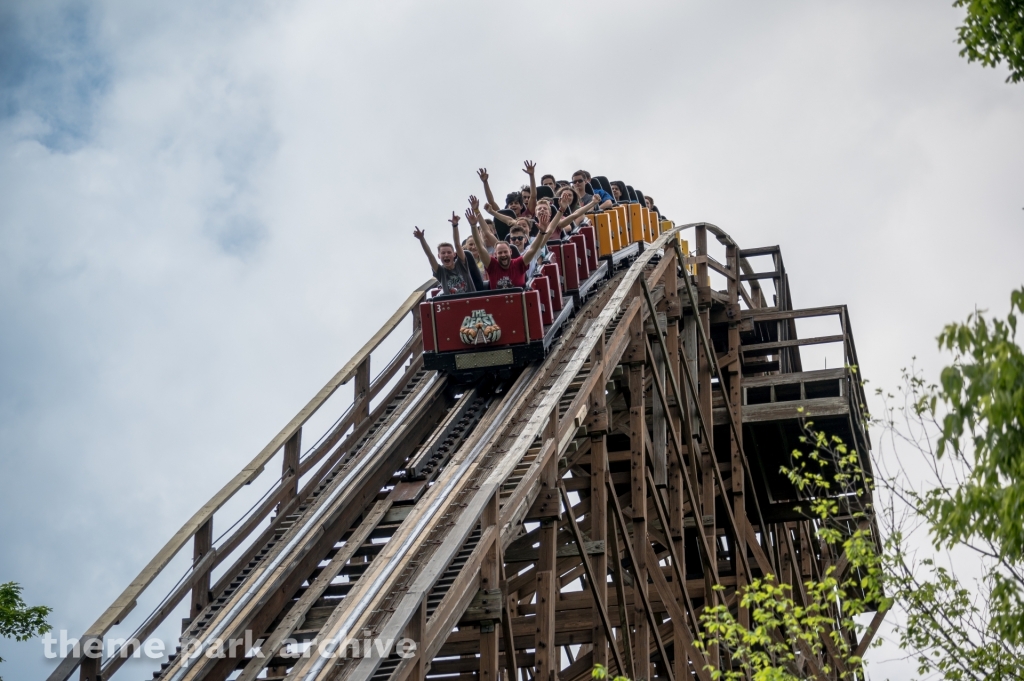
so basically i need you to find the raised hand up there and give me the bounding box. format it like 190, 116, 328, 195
477, 168, 489, 183
413, 226, 426, 240
558, 191, 572, 210
464, 208, 478, 227
449, 211, 460, 228
468, 195, 481, 212
523, 160, 536, 176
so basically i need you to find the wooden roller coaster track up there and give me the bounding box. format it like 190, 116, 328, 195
50, 222, 881, 681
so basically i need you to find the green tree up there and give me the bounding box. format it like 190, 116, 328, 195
877, 287, 1024, 679
953, 0, 1024, 83
0, 581, 52, 679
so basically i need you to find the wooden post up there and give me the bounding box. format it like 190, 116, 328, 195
590, 392, 610, 672
535, 570, 556, 681
695, 224, 718, 668
282, 428, 301, 505
628, 363, 649, 681
726, 244, 748, 629
408, 600, 428, 681
651, 341, 668, 487
536, 408, 559, 681
501, 557, 519, 681
190, 518, 213, 621
607, 505, 635, 681
79, 641, 101, 681
664, 265, 689, 681
354, 357, 371, 424
481, 494, 500, 681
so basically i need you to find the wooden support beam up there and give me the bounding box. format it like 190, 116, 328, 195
189, 517, 213, 622
500, 555, 519, 681
282, 427, 301, 504
741, 334, 846, 355
644, 471, 711, 681
627, 361, 651, 681
643, 542, 711, 681
353, 356, 371, 424
78, 646, 100, 681
535, 570, 557, 681
607, 507, 636, 681
481, 494, 501, 681
852, 607, 888, 661
558, 483, 625, 676
726, 243, 749, 632
607, 476, 675, 681
536, 405, 559, 681
409, 601, 428, 681
589, 429, 610, 673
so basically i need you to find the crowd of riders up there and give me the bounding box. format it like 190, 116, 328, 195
413, 162, 660, 296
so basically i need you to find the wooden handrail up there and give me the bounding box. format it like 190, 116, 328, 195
47, 278, 436, 681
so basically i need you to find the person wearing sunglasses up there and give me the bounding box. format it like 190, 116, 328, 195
572, 170, 614, 210
507, 224, 538, 279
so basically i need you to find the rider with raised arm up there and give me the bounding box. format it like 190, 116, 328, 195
522, 160, 538, 218
413, 212, 481, 296
469, 194, 599, 290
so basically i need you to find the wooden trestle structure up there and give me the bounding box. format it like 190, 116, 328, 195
52, 223, 880, 681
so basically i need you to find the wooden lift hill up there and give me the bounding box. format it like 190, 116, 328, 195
52, 222, 881, 681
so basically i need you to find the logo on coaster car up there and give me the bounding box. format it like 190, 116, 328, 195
460, 309, 501, 345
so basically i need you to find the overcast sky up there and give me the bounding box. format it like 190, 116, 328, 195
2, 1, 1022, 679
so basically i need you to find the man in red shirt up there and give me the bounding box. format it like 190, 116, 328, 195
468, 193, 599, 290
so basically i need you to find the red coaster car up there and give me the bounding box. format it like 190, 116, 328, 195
421, 288, 551, 376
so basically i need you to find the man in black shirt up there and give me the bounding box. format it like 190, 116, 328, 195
413, 212, 479, 296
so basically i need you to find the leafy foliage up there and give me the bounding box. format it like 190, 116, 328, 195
953, 0, 1024, 83
876, 287, 1024, 679
696, 425, 887, 680
592, 662, 629, 681
0, 581, 52, 675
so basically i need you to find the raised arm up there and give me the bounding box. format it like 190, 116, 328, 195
522, 217, 557, 264
413, 227, 439, 272
478, 168, 499, 212
467, 199, 492, 269
466, 204, 498, 251
449, 212, 466, 264
565, 195, 601, 224
523, 160, 537, 215
482, 203, 516, 227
